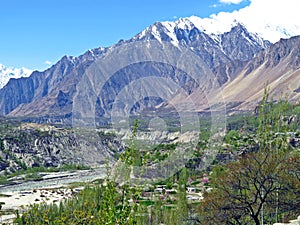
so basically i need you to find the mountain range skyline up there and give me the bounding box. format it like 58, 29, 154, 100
0, 14, 272, 89
1, 0, 300, 71
0, 19, 299, 123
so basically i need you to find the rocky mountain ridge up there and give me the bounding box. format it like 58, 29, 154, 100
211, 35, 300, 111
0, 16, 299, 125
0, 20, 272, 123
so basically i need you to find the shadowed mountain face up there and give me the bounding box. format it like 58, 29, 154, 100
0, 19, 298, 124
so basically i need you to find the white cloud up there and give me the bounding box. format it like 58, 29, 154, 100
205, 0, 300, 42
210, 3, 221, 8
219, 0, 244, 4
44, 60, 52, 65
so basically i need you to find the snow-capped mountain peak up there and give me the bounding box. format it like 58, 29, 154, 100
135, 15, 297, 48
136, 16, 238, 42
0, 64, 33, 89
187, 15, 299, 44
134, 16, 269, 53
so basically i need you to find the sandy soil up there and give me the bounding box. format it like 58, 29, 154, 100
0, 186, 83, 224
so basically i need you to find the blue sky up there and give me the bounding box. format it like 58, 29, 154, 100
0, 0, 251, 70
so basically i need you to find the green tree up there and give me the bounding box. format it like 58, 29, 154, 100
198, 90, 300, 224
198, 150, 300, 224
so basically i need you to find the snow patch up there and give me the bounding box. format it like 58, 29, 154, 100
188, 15, 237, 35
0, 64, 33, 89
151, 25, 162, 43
136, 15, 269, 50
161, 21, 179, 47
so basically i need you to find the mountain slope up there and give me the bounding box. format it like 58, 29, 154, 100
0, 17, 281, 122
0, 48, 107, 117
1, 22, 268, 119
212, 35, 300, 111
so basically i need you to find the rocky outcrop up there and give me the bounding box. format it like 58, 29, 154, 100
0, 123, 124, 173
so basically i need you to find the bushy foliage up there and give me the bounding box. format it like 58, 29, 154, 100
15, 181, 135, 225
198, 90, 300, 225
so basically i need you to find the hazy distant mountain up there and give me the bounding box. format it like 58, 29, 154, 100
0, 64, 32, 89
0, 16, 298, 124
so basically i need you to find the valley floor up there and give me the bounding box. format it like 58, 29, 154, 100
0, 167, 107, 224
